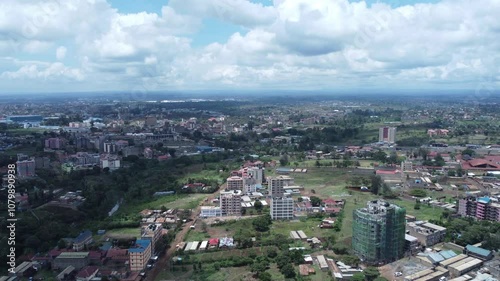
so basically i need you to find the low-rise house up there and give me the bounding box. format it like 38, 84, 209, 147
73, 230, 93, 251
53, 252, 90, 270
76, 266, 99, 281
464, 245, 493, 261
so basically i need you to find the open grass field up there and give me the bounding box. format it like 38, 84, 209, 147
292, 168, 351, 198
117, 193, 209, 216
271, 219, 331, 238
105, 227, 140, 239
185, 229, 210, 242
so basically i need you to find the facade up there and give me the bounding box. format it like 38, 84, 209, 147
268, 175, 294, 197
226, 176, 244, 190
379, 127, 396, 143
407, 221, 446, 246
270, 197, 294, 220
220, 192, 242, 216
405, 234, 420, 255
141, 224, 163, 252
45, 138, 65, 149
16, 159, 36, 177
401, 161, 413, 172
200, 206, 222, 217
73, 230, 93, 251
53, 252, 90, 270
458, 197, 500, 222
352, 200, 406, 264
129, 239, 152, 272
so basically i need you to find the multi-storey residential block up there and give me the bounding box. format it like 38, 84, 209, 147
270, 196, 294, 220
226, 176, 244, 190
220, 190, 242, 216
379, 127, 396, 143
16, 159, 36, 177
352, 200, 406, 264
45, 137, 65, 149
141, 224, 163, 252
73, 230, 93, 251
407, 221, 446, 246
129, 240, 152, 272
268, 175, 294, 197
458, 197, 500, 222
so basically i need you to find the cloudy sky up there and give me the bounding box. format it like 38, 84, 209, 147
0, 0, 498, 93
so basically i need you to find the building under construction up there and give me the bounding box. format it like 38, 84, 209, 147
352, 200, 406, 265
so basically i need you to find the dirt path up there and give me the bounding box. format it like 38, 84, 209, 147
146, 189, 221, 281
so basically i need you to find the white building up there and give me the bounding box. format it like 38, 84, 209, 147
200, 206, 222, 217
271, 197, 294, 220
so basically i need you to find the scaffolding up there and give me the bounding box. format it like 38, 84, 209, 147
352, 200, 406, 264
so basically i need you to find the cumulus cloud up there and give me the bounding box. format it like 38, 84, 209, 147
0, 0, 499, 92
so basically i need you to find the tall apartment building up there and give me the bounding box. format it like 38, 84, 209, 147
270, 197, 294, 220
268, 175, 294, 197
129, 239, 152, 272
45, 137, 65, 149
401, 161, 413, 172
16, 159, 36, 177
220, 191, 242, 216
247, 167, 264, 184
226, 176, 244, 190
407, 221, 446, 246
379, 127, 397, 143
458, 197, 500, 222
141, 224, 163, 252
352, 200, 406, 264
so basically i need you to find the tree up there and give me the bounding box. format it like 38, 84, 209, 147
253, 215, 272, 232
254, 200, 263, 211
351, 272, 366, 281
259, 272, 272, 281
310, 196, 322, 207
279, 155, 289, 166
341, 255, 360, 267
332, 243, 349, 254
370, 175, 382, 195
364, 267, 380, 281
280, 263, 296, 278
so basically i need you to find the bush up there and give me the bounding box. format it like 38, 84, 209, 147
409, 189, 427, 197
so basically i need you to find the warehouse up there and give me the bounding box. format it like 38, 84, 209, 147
297, 230, 308, 239
316, 255, 328, 271
199, 241, 208, 250
290, 231, 300, 240
448, 258, 482, 278
190, 241, 199, 251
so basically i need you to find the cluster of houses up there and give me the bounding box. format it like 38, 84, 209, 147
177, 237, 235, 252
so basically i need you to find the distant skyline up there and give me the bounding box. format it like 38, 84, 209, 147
0, 0, 498, 93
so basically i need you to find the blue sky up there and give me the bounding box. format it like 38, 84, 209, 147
0, 0, 498, 93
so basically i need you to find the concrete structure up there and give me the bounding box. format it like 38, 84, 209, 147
270, 196, 294, 220
220, 192, 242, 216
458, 196, 500, 222
226, 176, 244, 190
352, 200, 406, 264
53, 252, 90, 270
141, 224, 163, 252
407, 221, 446, 246
45, 138, 65, 149
200, 206, 222, 217
129, 239, 152, 272
16, 159, 36, 177
401, 160, 413, 172
268, 175, 294, 197
405, 234, 420, 255
448, 256, 483, 278
73, 230, 93, 251
379, 127, 396, 143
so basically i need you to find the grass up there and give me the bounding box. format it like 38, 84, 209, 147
271, 219, 331, 238
292, 168, 350, 197
185, 229, 210, 242
387, 198, 444, 220
106, 227, 140, 238
116, 193, 208, 216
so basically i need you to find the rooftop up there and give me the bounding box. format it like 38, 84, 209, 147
129, 239, 151, 253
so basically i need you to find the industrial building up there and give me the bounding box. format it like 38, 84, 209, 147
352, 200, 406, 264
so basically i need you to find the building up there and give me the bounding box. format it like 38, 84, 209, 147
75, 266, 99, 281
129, 239, 152, 272
226, 176, 244, 190
220, 191, 242, 216
45, 138, 65, 149
270, 196, 294, 220
268, 175, 294, 197
407, 221, 446, 246
73, 230, 93, 251
428, 129, 450, 137
379, 127, 396, 143
16, 159, 36, 177
401, 161, 413, 172
352, 200, 406, 264
405, 234, 420, 255
458, 196, 500, 222
53, 252, 90, 270
464, 245, 493, 261
141, 224, 163, 252
200, 206, 222, 217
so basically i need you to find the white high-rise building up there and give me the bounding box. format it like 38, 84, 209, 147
270, 197, 294, 220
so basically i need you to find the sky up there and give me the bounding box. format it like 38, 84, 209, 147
0, 0, 498, 93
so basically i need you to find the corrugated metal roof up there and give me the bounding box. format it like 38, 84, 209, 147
428, 253, 444, 263
465, 245, 491, 257
440, 250, 457, 259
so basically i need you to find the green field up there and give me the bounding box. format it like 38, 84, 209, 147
106, 227, 140, 238
185, 229, 210, 242
117, 193, 208, 216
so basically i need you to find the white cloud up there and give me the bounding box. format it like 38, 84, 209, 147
56, 46, 67, 60
0, 0, 499, 92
